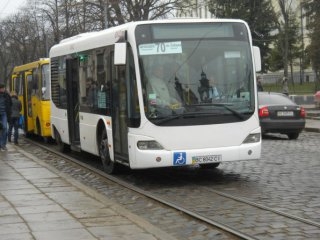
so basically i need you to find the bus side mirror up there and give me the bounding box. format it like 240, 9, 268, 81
114, 43, 127, 65
253, 46, 261, 72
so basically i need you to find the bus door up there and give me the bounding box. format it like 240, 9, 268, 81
66, 58, 80, 147
24, 72, 34, 134
112, 65, 128, 159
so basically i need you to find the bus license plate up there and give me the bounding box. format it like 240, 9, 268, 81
192, 155, 222, 164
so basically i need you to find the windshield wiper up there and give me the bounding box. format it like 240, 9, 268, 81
153, 112, 202, 125
152, 103, 248, 124
213, 103, 246, 120
191, 103, 246, 120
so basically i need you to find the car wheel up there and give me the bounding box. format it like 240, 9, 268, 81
287, 132, 299, 140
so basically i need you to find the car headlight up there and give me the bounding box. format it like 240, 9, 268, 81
137, 141, 164, 150
243, 133, 261, 144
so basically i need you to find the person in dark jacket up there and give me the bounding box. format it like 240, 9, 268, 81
257, 76, 264, 92
0, 82, 12, 151
8, 91, 22, 145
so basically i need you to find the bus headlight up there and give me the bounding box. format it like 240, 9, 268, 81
137, 141, 164, 150
243, 133, 261, 144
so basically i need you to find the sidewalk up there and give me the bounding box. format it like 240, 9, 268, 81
305, 118, 320, 133
0, 144, 176, 240
303, 104, 320, 133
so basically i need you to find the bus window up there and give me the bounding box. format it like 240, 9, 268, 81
27, 74, 33, 117
127, 45, 140, 127
42, 64, 50, 100
32, 67, 39, 96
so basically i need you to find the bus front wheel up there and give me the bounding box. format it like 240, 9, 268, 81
99, 129, 116, 174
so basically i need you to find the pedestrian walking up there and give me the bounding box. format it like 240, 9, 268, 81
282, 77, 289, 96
0, 82, 12, 151
8, 91, 22, 145
257, 76, 263, 92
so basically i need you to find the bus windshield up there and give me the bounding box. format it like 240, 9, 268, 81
136, 22, 255, 126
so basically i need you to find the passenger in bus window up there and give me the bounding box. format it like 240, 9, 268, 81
207, 76, 220, 101
236, 80, 246, 98
87, 80, 98, 108
257, 75, 263, 92
147, 65, 180, 108
198, 71, 209, 102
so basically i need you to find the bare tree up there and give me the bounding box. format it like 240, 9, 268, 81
277, 0, 293, 80
303, 0, 320, 90
105, 0, 194, 27
0, 0, 194, 82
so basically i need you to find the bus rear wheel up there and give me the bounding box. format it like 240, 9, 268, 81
36, 119, 48, 143
54, 128, 70, 153
99, 129, 116, 174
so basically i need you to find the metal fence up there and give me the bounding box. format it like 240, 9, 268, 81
259, 71, 315, 84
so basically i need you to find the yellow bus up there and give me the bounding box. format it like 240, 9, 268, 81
11, 58, 51, 140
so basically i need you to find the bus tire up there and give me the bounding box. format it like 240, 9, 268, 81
36, 119, 41, 136
54, 128, 70, 153
199, 163, 220, 169
99, 128, 116, 174
36, 119, 45, 142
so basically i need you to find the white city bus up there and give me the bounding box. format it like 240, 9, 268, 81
49, 18, 262, 174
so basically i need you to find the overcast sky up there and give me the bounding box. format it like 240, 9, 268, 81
0, 0, 26, 19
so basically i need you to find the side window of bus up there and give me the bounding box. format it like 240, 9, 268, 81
78, 51, 98, 112
18, 75, 23, 95
41, 64, 50, 100
32, 68, 39, 96
127, 45, 140, 128
27, 75, 33, 117
96, 51, 110, 114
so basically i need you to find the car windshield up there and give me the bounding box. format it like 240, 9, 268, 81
258, 93, 295, 106
136, 22, 255, 126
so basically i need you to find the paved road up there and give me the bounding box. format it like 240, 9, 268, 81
4, 116, 320, 240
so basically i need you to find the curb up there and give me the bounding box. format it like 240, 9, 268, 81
304, 127, 320, 133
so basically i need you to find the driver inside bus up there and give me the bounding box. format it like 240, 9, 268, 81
147, 65, 181, 109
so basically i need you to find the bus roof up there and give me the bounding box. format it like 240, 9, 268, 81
12, 58, 50, 73
49, 18, 249, 58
